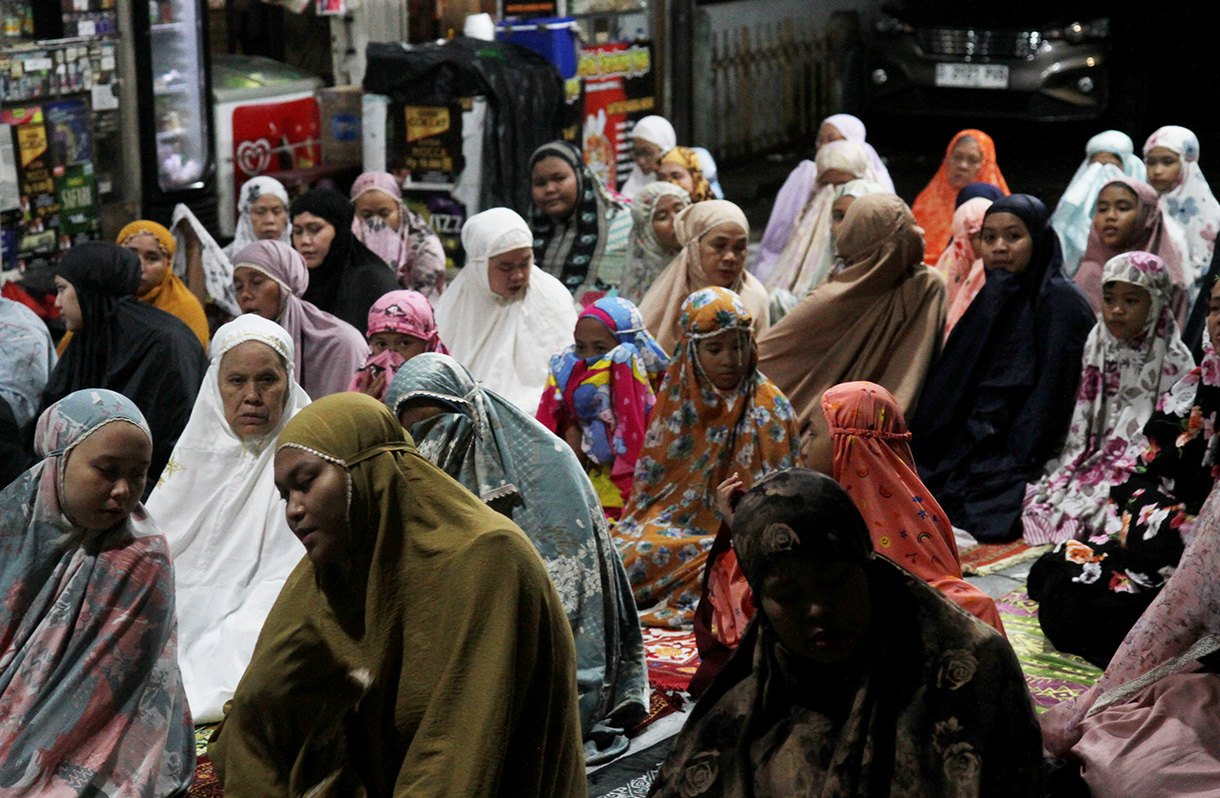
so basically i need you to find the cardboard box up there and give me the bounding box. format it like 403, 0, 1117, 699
317, 84, 363, 166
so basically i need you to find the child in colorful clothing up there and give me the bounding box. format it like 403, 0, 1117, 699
613, 287, 799, 628
536, 297, 668, 519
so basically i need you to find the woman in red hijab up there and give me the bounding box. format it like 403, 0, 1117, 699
913, 129, 1010, 264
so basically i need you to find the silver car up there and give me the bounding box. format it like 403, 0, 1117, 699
864, 4, 1111, 122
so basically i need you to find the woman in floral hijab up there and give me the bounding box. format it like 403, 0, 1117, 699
1030, 274, 1220, 667
614, 287, 799, 628
649, 468, 1042, 798
0, 389, 194, 794
1144, 125, 1220, 296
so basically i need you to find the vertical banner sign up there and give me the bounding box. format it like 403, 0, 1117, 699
45, 99, 100, 249
576, 42, 655, 192
1, 106, 59, 261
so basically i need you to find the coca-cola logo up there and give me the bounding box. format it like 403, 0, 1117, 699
236, 138, 272, 177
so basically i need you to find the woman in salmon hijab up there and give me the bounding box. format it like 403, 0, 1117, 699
913, 129, 1010, 265
822, 381, 1004, 633
938, 196, 995, 339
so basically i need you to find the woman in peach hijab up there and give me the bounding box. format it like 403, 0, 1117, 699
638, 200, 768, 354
937, 196, 994, 339
822, 381, 1004, 634
913, 129, 1009, 265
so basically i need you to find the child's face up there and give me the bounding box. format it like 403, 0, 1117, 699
1145, 146, 1183, 194
573, 317, 618, 361
697, 329, 750, 391
1093, 183, 1140, 250
1101, 281, 1152, 342
370, 331, 429, 360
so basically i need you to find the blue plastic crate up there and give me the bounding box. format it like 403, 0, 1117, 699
495, 16, 580, 79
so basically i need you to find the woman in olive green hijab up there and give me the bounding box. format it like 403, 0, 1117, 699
208, 392, 585, 797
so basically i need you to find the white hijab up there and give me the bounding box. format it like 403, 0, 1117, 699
145, 314, 310, 723
223, 176, 293, 259
435, 208, 576, 412
621, 115, 678, 197
1145, 125, 1220, 291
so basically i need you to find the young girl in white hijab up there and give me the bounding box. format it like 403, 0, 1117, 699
1144, 125, 1220, 296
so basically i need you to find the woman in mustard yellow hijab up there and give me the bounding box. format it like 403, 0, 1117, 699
118, 220, 209, 349
209, 393, 585, 797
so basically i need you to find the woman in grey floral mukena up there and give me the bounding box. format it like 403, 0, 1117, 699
648, 467, 1043, 798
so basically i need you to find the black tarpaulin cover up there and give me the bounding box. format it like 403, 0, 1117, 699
364, 38, 565, 216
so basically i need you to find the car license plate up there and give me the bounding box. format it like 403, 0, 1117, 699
934, 63, 1009, 89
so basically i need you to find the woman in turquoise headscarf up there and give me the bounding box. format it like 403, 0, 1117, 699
537, 296, 669, 518
1051, 130, 1148, 276
384, 353, 647, 763
0, 389, 194, 795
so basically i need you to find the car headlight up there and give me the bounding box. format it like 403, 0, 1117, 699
1044, 17, 1110, 43
873, 11, 913, 35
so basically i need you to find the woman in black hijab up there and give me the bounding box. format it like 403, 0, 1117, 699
43, 241, 208, 491
910, 194, 1095, 542
650, 468, 1042, 797
289, 188, 399, 331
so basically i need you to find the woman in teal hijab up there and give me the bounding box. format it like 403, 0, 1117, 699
384, 352, 647, 763
1051, 130, 1148, 276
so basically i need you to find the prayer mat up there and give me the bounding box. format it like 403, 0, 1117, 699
189, 725, 222, 797
642, 628, 700, 692
998, 587, 1103, 712
588, 737, 673, 798
632, 683, 685, 735
188, 756, 222, 798
961, 540, 1052, 576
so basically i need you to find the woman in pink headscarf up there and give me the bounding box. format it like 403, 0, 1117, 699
1073, 175, 1189, 320
231, 239, 368, 399
350, 171, 448, 303
350, 289, 448, 400
937, 196, 994, 340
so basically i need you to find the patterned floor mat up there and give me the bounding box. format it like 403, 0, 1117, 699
998, 587, 1103, 712
961, 541, 1052, 576
641, 628, 700, 693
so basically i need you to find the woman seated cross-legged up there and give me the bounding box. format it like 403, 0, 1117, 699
209, 393, 585, 796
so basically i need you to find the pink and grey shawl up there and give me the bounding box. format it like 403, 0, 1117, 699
0, 389, 194, 796
350, 171, 448, 303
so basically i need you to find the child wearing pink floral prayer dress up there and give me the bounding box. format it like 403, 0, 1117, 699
1028, 263, 1220, 668
1023, 251, 1193, 547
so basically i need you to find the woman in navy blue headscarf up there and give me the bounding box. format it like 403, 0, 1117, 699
910, 194, 1096, 541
